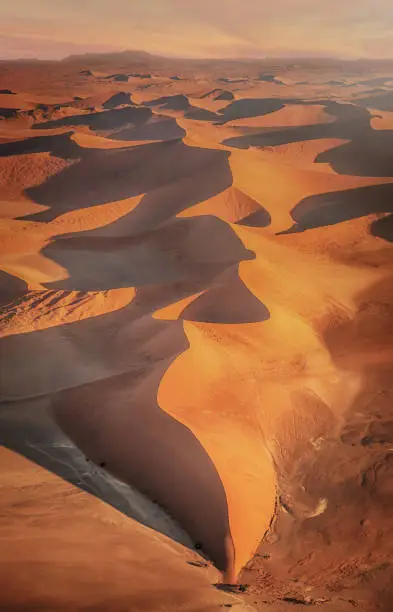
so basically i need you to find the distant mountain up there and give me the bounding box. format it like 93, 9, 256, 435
62, 49, 162, 66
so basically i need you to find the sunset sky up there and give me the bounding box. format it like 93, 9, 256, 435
1, 0, 393, 60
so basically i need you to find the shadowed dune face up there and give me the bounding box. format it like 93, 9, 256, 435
31, 106, 152, 131
0, 108, 19, 119
110, 115, 186, 141
2, 58, 393, 610
220, 98, 286, 122
315, 131, 393, 177
222, 100, 393, 177
179, 266, 270, 324
52, 366, 234, 576
143, 94, 221, 122
201, 89, 234, 101
0, 397, 193, 549
356, 91, 393, 111
102, 91, 134, 109
0, 132, 81, 159
371, 213, 393, 242
145, 94, 191, 111
282, 183, 393, 234
0, 270, 27, 305
1, 197, 263, 582
0, 449, 247, 612
41, 217, 255, 292
25, 140, 232, 222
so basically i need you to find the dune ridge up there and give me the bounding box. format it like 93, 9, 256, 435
1, 55, 393, 611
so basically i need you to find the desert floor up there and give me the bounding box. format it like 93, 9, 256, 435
1, 55, 393, 611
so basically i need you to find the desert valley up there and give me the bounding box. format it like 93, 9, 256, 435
0, 51, 393, 611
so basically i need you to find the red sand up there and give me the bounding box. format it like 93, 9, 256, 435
1, 56, 393, 611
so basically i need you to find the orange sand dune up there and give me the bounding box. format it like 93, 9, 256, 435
178, 186, 269, 225
0, 448, 251, 612
252, 138, 349, 172
370, 108, 393, 130
226, 104, 335, 128
1, 57, 393, 612
229, 148, 393, 233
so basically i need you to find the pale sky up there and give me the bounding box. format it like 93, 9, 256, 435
1, 0, 393, 60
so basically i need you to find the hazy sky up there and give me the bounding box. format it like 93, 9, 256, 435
1, 0, 393, 60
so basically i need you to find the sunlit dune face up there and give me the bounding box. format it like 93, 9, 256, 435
1, 56, 393, 612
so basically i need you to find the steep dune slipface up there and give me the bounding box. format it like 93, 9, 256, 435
1, 59, 393, 610
0, 448, 251, 612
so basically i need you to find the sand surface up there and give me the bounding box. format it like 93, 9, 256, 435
1, 55, 393, 611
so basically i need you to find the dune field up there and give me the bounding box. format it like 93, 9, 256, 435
1, 53, 393, 611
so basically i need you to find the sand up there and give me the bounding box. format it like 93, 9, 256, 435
1, 55, 393, 611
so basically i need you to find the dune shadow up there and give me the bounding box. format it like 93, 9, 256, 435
217, 97, 360, 124
355, 91, 393, 111
258, 74, 285, 85
0, 132, 80, 159
143, 94, 221, 122
104, 73, 129, 82
31, 106, 151, 131
0, 270, 28, 306
315, 130, 393, 177
0, 108, 19, 119
200, 89, 234, 102
219, 98, 286, 123
42, 216, 256, 292
371, 213, 393, 242
186, 107, 221, 121
180, 265, 270, 324
110, 116, 186, 141
102, 92, 134, 109
222, 100, 371, 147
0, 397, 192, 548
25, 139, 232, 222
279, 183, 393, 234
144, 94, 190, 111
236, 206, 271, 228
221, 100, 393, 177
0, 302, 234, 573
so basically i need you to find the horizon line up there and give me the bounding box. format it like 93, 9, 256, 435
2, 48, 393, 64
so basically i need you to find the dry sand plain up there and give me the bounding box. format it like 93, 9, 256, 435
0, 53, 393, 611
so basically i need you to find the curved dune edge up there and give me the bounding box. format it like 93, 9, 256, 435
226, 103, 336, 128
0, 447, 253, 612
0, 197, 144, 288
158, 320, 277, 579
2, 59, 393, 611
0, 288, 136, 337
369, 108, 393, 130
71, 131, 158, 149
153, 291, 205, 320
255, 138, 350, 172
177, 186, 264, 224
229, 149, 393, 233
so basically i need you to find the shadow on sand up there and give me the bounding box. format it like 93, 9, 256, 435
0, 305, 234, 574
278, 183, 393, 235
222, 101, 393, 177
23, 139, 232, 222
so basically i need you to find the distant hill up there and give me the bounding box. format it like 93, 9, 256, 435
62, 49, 163, 69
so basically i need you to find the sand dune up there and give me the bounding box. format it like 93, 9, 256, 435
0, 447, 251, 611
102, 91, 134, 108
25, 139, 232, 222
32, 105, 152, 132
201, 89, 235, 101
1, 56, 393, 611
